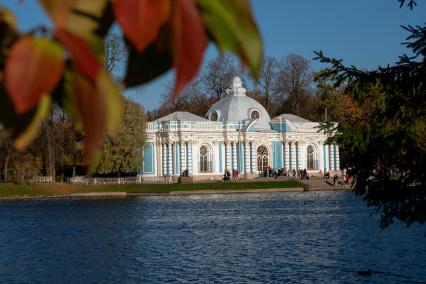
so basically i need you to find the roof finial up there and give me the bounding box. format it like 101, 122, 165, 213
226, 76, 246, 96
233, 76, 242, 88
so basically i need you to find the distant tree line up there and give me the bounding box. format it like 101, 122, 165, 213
0, 98, 146, 183
148, 53, 351, 123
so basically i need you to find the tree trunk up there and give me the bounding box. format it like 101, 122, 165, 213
3, 153, 10, 182
48, 139, 56, 181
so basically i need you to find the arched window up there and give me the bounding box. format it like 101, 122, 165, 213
306, 145, 318, 170
210, 111, 218, 121
251, 110, 260, 120
199, 145, 212, 172
257, 145, 269, 172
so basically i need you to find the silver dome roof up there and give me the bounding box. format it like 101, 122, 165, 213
206, 77, 271, 130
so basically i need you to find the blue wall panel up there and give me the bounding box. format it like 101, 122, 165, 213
271, 123, 293, 132
272, 142, 283, 169
143, 143, 154, 174
238, 142, 244, 173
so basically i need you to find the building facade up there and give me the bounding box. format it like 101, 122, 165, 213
140, 77, 340, 181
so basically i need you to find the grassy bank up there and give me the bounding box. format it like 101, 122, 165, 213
0, 180, 304, 199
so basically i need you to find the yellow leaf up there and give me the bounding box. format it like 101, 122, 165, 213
14, 94, 51, 151
97, 70, 123, 134
38, 0, 78, 27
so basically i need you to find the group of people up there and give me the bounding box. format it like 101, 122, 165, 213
260, 167, 310, 180
223, 167, 312, 181
223, 169, 239, 181
322, 169, 350, 186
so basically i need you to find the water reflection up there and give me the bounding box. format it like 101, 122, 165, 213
0, 191, 425, 283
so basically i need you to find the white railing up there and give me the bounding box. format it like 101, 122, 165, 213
137, 176, 174, 184
68, 176, 138, 185
68, 176, 174, 185
30, 176, 53, 183
146, 120, 246, 132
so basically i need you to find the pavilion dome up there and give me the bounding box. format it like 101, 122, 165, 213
205, 77, 272, 130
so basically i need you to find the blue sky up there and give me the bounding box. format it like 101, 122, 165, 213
2, 0, 425, 110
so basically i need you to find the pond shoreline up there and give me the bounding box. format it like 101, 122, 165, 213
0, 186, 350, 201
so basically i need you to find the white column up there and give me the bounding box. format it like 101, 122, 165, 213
225, 142, 230, 170
187, 142, 193, 174
280, 141, 284, 168
290, 142, 296, 170
175, 143, 180, 176
318, 142, 324, 171
214, 142, 219, 174
232, 142, 237, 170
250, 142, 256, 173
162, 143, 167, 176
167, 143, 172, 176
220, 142, 225, 173
212, 142, 219, 174
156, 143, 160, 177
324, 143, 329, 171
329, 144, 335, 171
244, 142, 250, 174
180, 142, 185, 174
335, 144, 340, 171
297, 142, 304, 170
284, 141, 289, 169
295, 142, 299, 170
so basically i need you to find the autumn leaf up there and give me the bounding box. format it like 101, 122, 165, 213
198, 0, 263, 78
124, 25, 173, 88
114, 0, 170, 52
39, 0, 113, 40
0, 5, 17, 29
38, 0, 77, 27
97, 70, 123, 134
66, 0, 113, 40
64, 69, 122, 164
5, 36, 64, 113
70, 72, 107, 163
14, 95, 51, 150
54, 28, 101, 82
171, 0, 207, 99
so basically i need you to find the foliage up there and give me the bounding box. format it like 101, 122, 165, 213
0, 130, 13, 181
148, 54, 243, 119
255, 56, 280, 114
96, 99, 146, 176
314, 1, 425, 227
0, 107, 85, 181
151, 53, 319, 125
201, 54, 237, 100
9, 152, 42, 184
277, 54, 314, 116
0, 0, 262, 165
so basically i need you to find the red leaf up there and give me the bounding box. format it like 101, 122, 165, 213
71, 72, 106, 163
5, 36, 64, 113
114, 0, 170, 52
54, 28, 101, 82
171, 0, 207, 99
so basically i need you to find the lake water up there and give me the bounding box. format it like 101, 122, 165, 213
0, 191, 425, 283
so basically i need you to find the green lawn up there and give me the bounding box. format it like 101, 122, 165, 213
0, 180, 304, 199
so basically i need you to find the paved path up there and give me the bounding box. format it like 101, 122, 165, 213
254, 176, 350, 191
303, 177, 350, 191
